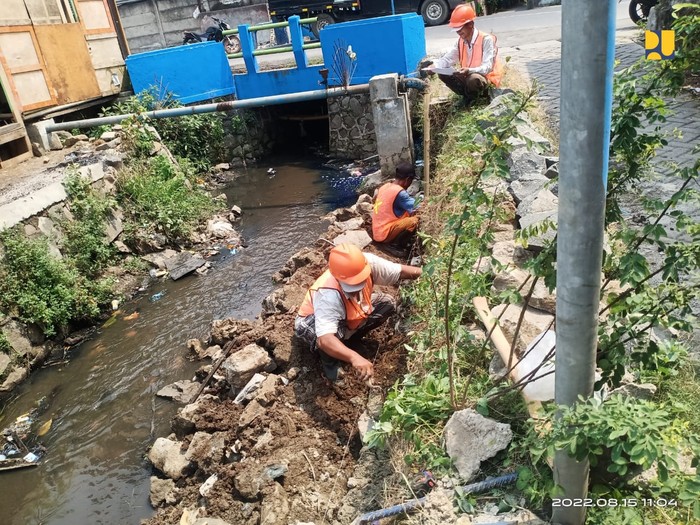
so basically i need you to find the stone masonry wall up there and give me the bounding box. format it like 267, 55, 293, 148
328, 94, 377, 160
221, 109, 276, 167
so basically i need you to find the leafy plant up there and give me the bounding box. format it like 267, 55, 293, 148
0, 229, 114, 336
520, 395, 700, 521
101, 89, 225, 170
116, 154, 218, 241
61, 169, 116, 276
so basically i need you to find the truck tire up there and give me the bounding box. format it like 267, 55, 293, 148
312, 13, 335, 38
421, 0, 450, 26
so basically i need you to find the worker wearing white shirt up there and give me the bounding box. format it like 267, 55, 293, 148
295, 244, 422, 381
425, 5, 504, 102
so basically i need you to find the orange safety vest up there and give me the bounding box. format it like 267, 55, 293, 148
298, 270, 374, 331
458, 31, 504, 87
372, 183, 409, 242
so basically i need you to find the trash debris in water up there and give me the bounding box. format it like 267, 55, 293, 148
36, 419, 52, 437
122, 311, 140, 321
150, 291, 166, 302
111, 299, 120, 311
230, 248, 238, 255
22, 452, 39, 463
102, 314, 118, 328
267, 168, 276, 177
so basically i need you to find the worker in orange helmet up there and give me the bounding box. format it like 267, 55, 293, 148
424, 4, 504, 103
371, 161, 420, 248
295, 243, 422, 381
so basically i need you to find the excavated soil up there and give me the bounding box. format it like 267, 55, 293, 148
145, 202, 410, 525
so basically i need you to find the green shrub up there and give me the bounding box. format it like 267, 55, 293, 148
61, 170, 116, 276
519, 395, 700, 522
103, 89, 225, 170
0, 229, 114, 336
117, 155, 218, 241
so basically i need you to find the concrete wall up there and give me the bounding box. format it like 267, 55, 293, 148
117, 0, 268, 54
328, 95, 377, 159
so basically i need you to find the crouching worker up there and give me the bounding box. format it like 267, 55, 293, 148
372, 161, 420, 247
294, 243, 421, 381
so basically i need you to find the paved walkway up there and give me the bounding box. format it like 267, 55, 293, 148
505, 31, 700, 344
504, 32, 700, 168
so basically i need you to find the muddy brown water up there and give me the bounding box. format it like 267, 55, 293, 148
0, 158, 360, 525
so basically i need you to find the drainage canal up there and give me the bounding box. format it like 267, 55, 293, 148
0, 158, 360, 525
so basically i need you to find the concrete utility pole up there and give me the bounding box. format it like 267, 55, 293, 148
553, 1, 616, 524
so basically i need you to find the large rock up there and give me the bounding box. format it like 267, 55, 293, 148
165, 252, 206, 281
147, 437, 192, 480
273, 246, 325, 282
358, 169, 387, 194
142, 249, 178, 270
260, 482, 290, 525
516, 189, 558, 218
332, 229, 372, 249
149, 476, 178, 507
0, 353, 11, 378
156, 380, 199, 403
104, 209, 124, 242
508, 174, 549, 205
172, 395, 216, 438
209, 318, 256, 346
239, 398, 266, 429
610, 383, 657, 401
222, 343, 276, 388
506, 147, 546, 182
444, 409, 512, 481
2, 320, 35, 358
0, 366, 28, 392
492, 267, 556, 314
185, 431, 226, 470
206, 219, 239, 240
491, 303, 555, 353
491, 241, 531, 268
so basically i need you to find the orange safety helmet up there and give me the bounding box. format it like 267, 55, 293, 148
329, 243, 370, 285
449, 4, 477, 28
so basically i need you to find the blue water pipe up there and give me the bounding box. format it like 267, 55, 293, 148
354, 472, 519, 524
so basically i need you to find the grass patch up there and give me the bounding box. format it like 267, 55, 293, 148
116, 154, 219, 242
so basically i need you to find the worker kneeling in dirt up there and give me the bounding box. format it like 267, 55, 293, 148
371, 161, 420, 247
295, 243, 421, 381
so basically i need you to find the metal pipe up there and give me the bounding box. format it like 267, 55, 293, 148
222, 17, 317, 35
399, 77, 428, 91
553, 2, 615, 524
354, 472, 518, 524
44, 84, 371, 133
227, 41, 321, 59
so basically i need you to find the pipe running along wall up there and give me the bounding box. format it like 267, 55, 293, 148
45, 78, 427, 134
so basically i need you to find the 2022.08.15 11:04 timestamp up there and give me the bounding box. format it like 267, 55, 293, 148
552, 498, 678, 508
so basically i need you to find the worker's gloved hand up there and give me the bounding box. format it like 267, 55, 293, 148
350, 354, 374, 381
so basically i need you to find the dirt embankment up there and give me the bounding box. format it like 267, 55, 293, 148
145, 196, 409, 525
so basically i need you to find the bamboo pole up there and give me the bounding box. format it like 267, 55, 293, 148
422, 91, 431, 198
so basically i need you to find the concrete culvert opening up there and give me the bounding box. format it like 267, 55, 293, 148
268, 100, 329, 153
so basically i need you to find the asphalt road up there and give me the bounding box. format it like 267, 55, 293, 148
232, 3, 638, 70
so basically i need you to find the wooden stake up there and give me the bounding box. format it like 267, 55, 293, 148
422, 90, 431, 198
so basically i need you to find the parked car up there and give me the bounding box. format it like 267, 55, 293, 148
269, 0, 462, 37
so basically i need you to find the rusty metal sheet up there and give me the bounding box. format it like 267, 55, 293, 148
34, 23, 101, 105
